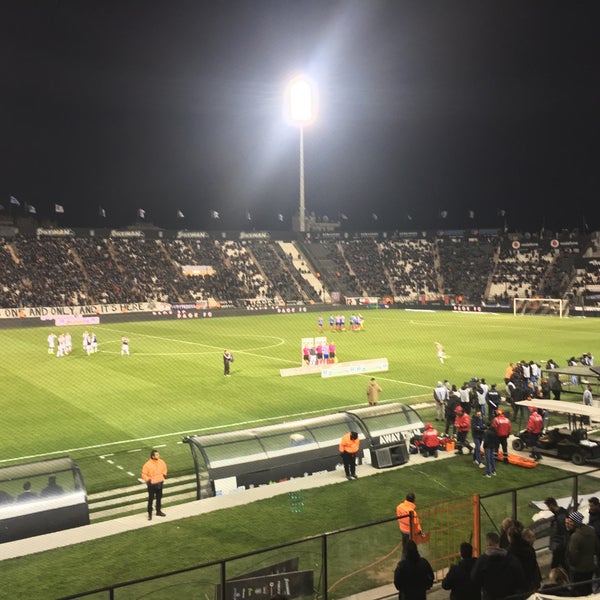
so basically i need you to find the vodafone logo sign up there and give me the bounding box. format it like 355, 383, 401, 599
550, 239, 559, 248
512, 241, 520, 249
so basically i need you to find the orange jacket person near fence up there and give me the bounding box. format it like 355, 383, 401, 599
141, 449, 168, 520
339, 431, 360, 480
396, 492, 426, 555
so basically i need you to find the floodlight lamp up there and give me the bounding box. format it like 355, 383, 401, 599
288, 77, 315, 125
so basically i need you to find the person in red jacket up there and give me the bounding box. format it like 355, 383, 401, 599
421, 423, 440, 458
492, 409, 512, 464
526, 407, 544, 460
141, 449, 168, 520
454, 408, 473, 454
339, 431, 360, 480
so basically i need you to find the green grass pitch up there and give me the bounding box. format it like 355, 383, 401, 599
2, 309, 597, 493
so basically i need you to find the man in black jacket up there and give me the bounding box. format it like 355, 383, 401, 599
442, 542, 480, 600
471, 531, 526, 600
544, 497, 569, 569
588, 497, 600, 541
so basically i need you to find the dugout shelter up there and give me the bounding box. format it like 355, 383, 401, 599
0, 457, 89, 543
184, 403, 423, 499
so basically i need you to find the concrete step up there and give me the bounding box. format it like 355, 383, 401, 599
88, 476, 198, 521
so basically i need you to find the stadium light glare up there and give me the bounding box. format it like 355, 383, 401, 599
286, 76, 316, 233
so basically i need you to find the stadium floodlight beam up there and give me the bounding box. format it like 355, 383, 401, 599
286, 76, 315, 233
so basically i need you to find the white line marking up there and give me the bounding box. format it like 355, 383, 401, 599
0, 398, 431, 465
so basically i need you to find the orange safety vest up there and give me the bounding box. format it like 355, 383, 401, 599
141, 458, 168, 484
339, 432, 360, 454
396, 500, 422, 535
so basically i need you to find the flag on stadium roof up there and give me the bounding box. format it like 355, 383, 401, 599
99, 206, 106, 218
10, 195, 20, 206
211, 210, 220, 219
27, 205, 37, 214
498, 209, 506, 217
371, 213, 378, 221
340, 213, 348, 220
277, 213, 284, 222
468, 210, 475, 219
246, 211, 252, 221
177, 210, 184, 218
138, 208, 145, 219
55, 204, 64, 214
440, 210, 448, 219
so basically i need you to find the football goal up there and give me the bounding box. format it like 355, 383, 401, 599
513, 297, 564, 318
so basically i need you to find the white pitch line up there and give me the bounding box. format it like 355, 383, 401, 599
0, 398, 431, 465
358, 373, 432, 390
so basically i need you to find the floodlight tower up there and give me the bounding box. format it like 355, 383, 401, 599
287, 76, 315, 233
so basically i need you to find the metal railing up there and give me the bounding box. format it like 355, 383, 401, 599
58, 468, 600, 600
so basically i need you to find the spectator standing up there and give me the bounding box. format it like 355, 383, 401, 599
565, 510, 600, 596
141, 449, 167, 520
499, 517, 517, 549
583, 385, 593, 425
549, 371, 563, 400
223, 349, 234, 376
471, 531, 526, 600
444, 388, 460, 435
393, 540, 434, 600
339, 431, 360, 480
486, 383, 502, 418
588, 497, 600, 541
483, 422, 498, 478
492, 409, 512, 464
471, 410, 486, 469
366, 377, 382, 406
396, 492, 425, 556
504, 377, 516, 407
441, 542, 480, 600
459, 382, 472, 414
544, 497, 569, 569
507, 525, 542, 594
433, 381, 448, 422
583, 383, 594, 406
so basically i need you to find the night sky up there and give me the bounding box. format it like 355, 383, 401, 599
2, 1, 599, 233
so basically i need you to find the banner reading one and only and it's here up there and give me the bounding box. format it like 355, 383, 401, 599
0, 301, 172, 320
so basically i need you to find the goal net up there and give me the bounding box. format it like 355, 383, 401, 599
513, 297, 564, 318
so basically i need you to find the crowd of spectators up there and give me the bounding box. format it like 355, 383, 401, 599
246, 241, 308, 303
10, 236, 88, 307
380, 239, 439, 301
437, 237, 497, 305
301, 239, 363, 297
340, 239, 393, 298
72, 238, 128, 305
489, 247, 554, 303
1, 233, 599, 309
438, 503, 600, 598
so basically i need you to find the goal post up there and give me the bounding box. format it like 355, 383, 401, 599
513, 297, 564, 318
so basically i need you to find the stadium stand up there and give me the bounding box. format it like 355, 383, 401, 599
1, 230, 599, 311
